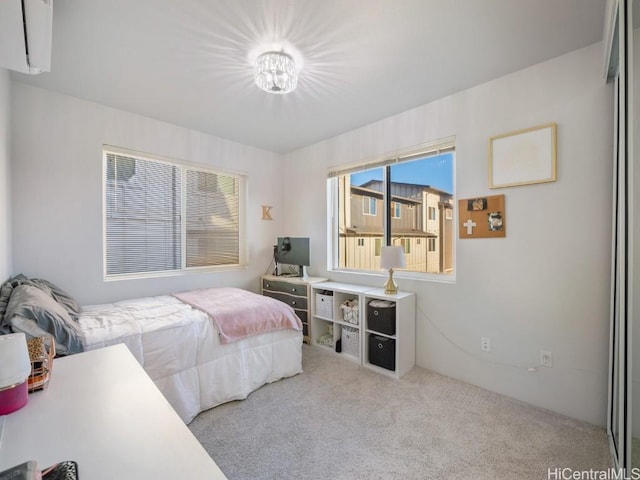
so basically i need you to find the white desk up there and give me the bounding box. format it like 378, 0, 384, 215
0, 344, 228, 479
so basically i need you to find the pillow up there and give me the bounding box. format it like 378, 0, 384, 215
31, 278, 82, 320
5, 285, 84, 355
0, 274, 31, 333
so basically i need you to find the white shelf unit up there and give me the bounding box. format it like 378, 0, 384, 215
310, 282, 372, 363
362, 288, 415, 378
310, 282, 416, 378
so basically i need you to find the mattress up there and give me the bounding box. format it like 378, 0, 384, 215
78, 295, 303, 423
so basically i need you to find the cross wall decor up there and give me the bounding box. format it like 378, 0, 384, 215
457, 194, 506, 239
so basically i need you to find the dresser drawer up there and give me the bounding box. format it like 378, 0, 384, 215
262, 279, 306, 296
294, 310, 307, 324
264, 290, 308, 310
261, 275, 329, 345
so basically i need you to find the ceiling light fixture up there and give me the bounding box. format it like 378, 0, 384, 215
254, 51, 298, 94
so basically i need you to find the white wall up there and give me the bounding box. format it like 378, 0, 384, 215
10, 83, 283, 304
0, 68, 11, 280
284, 42, 613, 426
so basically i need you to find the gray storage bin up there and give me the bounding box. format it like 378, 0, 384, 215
367, 300, 396, 335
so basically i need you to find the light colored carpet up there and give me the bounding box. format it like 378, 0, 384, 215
189, 345, 612, 480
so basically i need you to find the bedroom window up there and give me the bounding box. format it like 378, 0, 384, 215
103, 147, 246, 278
329, 138, 455, 278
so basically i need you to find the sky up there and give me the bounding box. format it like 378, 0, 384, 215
350, 152, 454, 194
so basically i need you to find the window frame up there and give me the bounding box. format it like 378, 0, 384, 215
327, 137, 456, 283
400, 238, 411, 255
362, 196, 377, 216
374, 238, 382, 256
391, 201, 402, 219
103, 146, 248, 281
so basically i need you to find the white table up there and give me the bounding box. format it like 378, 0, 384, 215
0, 344, 228, 479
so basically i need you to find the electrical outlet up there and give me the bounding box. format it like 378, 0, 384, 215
481, 337, 490, 352
540, 350, 553, 367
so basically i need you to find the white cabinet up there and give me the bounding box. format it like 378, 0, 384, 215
310, 282, 415, 378
310, 282, 371, 363
362, 289, 416, 378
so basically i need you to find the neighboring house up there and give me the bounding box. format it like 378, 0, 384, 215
338, 177, 454, 274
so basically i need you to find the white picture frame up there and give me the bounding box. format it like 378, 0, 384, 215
488, 123, 557, 189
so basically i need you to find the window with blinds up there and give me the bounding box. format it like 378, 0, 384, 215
104, 148, 245, 278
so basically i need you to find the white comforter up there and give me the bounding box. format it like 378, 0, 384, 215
78, 295, 303, 423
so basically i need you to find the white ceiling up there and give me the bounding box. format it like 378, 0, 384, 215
12, 0, 607, 154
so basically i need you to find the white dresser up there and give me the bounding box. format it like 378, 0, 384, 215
0, 344, 228, 479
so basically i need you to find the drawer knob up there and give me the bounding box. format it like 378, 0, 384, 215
373, 310, 379, 316
266, 283, 270, 288
292, 300, 297, 305
291, 288, 297, 293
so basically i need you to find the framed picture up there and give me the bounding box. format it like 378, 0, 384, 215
489, 123, 557, 188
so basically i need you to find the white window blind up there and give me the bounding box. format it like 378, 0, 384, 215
105, 153, 182, 276
186, 170, 239, 267
104, 148, 244, 278
327, 137, 455, 178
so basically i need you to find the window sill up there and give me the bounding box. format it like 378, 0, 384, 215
327, 267, 456, 285
104, 264, 248, 282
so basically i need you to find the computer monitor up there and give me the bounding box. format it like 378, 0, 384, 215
276, 237, 310, 277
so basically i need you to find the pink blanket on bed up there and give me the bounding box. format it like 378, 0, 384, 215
172, 287, 302, 344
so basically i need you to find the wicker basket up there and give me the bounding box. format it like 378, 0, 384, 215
315, 293, 333, 319
340, 299, 359, 325
341, 325, 359, 358
27, 336, 55, 393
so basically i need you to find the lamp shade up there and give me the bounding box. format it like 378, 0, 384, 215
380, 246, 406, 270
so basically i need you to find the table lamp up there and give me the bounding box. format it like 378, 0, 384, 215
380, 245, 406, 294
0, 333, 32, 415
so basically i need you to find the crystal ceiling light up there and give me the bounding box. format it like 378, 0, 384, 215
253, 51, 298, 94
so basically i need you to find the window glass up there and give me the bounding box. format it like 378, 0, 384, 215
105, 153, 182, 276
362, 196, 377, 216
185, 170, 240, 267
392, 202, 401, 218
400, 238, 411, 254
334, 150, 454, 276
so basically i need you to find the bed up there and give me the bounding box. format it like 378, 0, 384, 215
0, 275, 303, 423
